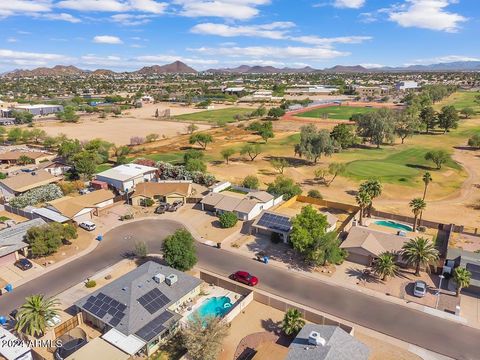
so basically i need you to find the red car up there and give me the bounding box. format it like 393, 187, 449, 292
232, 271, 258, 286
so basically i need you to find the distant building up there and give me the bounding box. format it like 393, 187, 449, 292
285, 85, 338, 95
75, 261, 202, 357
95, 164, 158, 192
0, 151, 52, 165
354, 85, 389, 99
12, 104, 64, 116
285, 324, 369, 360
395, 81, 419, 91
224, 87, 246, 95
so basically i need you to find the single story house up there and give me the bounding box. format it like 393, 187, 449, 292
445, 248, 480, 294
200, 190, 277, 221
75, 261, 202, 357
0, 218, 46, 266
0, 151, 52, 165
340, 226, 411, 266
0, 327, 33, 360
285, 324, 369, 360
131, 181, 193, 206
37, 159, 72, 176
47, 189, 115, 223
252, 210, 338, 243
0, 171, 59, 200
95, 164, 158, 192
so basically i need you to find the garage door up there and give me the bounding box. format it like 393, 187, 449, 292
346, 252, 370, 266
166, 196, 185, 204
0, 252, 16, 266
74, 211, 93, 224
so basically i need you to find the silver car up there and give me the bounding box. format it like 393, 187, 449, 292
413, 280, 427, 297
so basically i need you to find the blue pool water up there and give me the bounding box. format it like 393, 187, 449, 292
375, 220, 413, 232
195, 296, 233, 319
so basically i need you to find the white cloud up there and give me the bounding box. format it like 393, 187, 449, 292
295, 35, 371, 45
0, 1, 52, 17
408, 55, 480, 65
174, 0, 270, 20
0, 48, 71, 67
359, 63, 384, 68
333, 0, 365, 9
6, 38, 17, 43
190, 45, 349, 60
57, 0, 167, 13
35, 12, 81, 22
93, 35, 123, 44
191, 22, 294, 40
388, 0, 467, 32
111, 13, 153, 25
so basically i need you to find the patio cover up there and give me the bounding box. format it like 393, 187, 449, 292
65, 337, 129, 360
102, 328, 146, 355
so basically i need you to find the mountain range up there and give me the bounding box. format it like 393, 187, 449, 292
2, 60, 480, 77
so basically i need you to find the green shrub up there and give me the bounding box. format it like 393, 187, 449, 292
140, 198, 155, 207
85, 280, 97, 288
307, 189, 323, 199
218, 211, 238, 228
242, 175, 260, 190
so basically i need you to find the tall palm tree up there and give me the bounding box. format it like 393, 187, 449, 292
401, 237, 439, 276
422, 172, 432, 200
359, 179, 382, 217
282, 308, 305, 336
409, 198, 427, 231
15, 295, 59, 337
355, 190, 371, 226
373, 252, 399, 281
453, 267, 472, 297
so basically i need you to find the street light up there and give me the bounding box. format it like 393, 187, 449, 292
435, 274, 445, 309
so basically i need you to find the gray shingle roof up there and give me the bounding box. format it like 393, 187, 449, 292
76, 261, 201, 337
285, 324, 369, 360
0, 218, 46, 257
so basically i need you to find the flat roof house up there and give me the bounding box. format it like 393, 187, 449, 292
0, 171, 59, 200
200, 190, 276, 221
13, 104, 63, 116
95, 164, 158, 192
47, 189, 115, 224
75, 261, 202, 357
340, 226, 411, 266
0, 218, 46, 266
131, 181, 193, 206
285, 324, 369, 360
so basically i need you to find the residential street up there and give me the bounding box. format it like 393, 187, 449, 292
0, 219, 478, 359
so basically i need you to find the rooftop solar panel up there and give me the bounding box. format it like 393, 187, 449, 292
137, 288, 171, 315
257, 213, 291, 232
82, 292, 127, 326
136, 311, 174, 341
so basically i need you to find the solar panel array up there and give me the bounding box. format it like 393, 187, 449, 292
257, 212, 291, 232
136, 311, 174, 341
137, 288, 171, 314
466, 263, 480, 280
83, 292, 127, 327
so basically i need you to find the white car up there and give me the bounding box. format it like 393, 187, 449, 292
413, 280, 427, 297
79, 221, 96, 231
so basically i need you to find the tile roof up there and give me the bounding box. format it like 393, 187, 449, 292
133, 182, 192, 198
48, 190, 115, 218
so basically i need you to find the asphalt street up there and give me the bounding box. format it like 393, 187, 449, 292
0, 219, 478, 359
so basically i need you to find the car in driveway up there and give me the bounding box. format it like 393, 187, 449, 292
155, 203, 169, 214
231, 271, 258, 286
413, 280, 427, 297
167, 200, 183, 212
79, 221, 96, 231
14, 258, 33, 271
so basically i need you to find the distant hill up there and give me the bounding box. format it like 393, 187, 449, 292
5, 65, 85, 77
323, 65, 369, 73
135, 61, 197, 74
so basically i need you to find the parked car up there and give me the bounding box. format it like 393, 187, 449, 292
231, 271, 258, 286
413, 280, 427, 297
167, 200, 184, 212
155, 203, 169, 214
79, 221, 96, 231
54, 338, 87, 360
47, 314, 62, 327
14, 258, 33, 271
79, 188, 91, 195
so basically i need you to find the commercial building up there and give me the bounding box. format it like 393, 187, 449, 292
12, 104, 64, 116
95, 164, 158, 192
354, 86, 389, 99
395, 81, 419, 91
75, 261, 202, 357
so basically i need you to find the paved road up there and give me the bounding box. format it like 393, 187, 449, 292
0, 220, 478, 359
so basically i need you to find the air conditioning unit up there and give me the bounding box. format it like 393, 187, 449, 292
153, 273, 165, 284
308, 331, 326, 347
165, 274, 178, 286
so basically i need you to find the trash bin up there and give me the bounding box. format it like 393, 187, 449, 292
217, 242, 221, 249
263, 256, 269, 264
96, 234, 103, 241
4, 284, 13, 292
0, 316, 6, 325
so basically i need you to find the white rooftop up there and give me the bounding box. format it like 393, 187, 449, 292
102, 328, 146, 355
32, 207, 70, 223
14, 104, 60, 109
0, 327, 32, 360
96, 164, 157, 182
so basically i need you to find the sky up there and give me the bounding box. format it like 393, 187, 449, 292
0, 0, 479, 72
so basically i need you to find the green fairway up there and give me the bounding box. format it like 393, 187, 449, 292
295, 105, 376, 120
343, 147, 460, 186
437, 91, 480, 114
175, 108, 253, 123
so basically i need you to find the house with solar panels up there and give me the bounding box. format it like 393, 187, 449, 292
75, 261, 202, 357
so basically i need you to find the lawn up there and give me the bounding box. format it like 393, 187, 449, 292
343, 147, 460, 186
435, 91, 480, 113
174, 108, 253, 124
295, 105, 376, 120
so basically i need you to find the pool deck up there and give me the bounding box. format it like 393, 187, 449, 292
179, 284, 241, 323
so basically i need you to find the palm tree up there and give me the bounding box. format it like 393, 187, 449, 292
359, 179, 382, 217
422, 172, 432, 200
409, 198, 427, 231
453, 267, 472, 297
372, 252, 399, 281
355, 190, 371, 226
282, 308, 305, 336
401, 237, 439, 276
15, 295, 59, 337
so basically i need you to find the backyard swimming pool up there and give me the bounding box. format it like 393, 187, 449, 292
374, 220, 413, 232
194, 296, 233, 319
